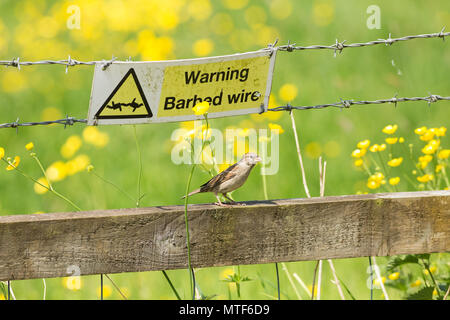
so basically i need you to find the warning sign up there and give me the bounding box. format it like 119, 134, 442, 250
88, 50, 277, 125
95, 68, 152, 119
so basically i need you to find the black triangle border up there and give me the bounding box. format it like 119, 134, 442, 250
95, 68, 153, 119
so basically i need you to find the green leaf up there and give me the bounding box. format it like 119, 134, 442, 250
386, 255, 420, 272
406, 286, 434, 300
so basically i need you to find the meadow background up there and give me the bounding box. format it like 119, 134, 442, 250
0, 0, 449, 300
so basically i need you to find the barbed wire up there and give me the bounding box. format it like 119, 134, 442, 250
276, 27, 448, 57
0, 28, 448, 130
0, 55, 118, 72
0, 28, 447, 70
1, 94, 448, 130
0, 116, 87, 132
268, 94, 450, 112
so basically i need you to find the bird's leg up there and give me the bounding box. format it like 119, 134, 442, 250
222, 193, 236, 203
222, 193, 246, 206
214, 194, 231, 207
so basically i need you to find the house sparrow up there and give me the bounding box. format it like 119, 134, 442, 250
182, 152, 262, 206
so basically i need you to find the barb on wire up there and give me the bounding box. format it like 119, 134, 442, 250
277, 27, 449, 55
0, 117, 87, 130
268, 94, 450, 112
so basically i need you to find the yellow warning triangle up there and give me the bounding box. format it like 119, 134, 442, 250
95, 68, 152, 119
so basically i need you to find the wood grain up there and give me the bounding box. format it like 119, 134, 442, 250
0, 191, 448, 281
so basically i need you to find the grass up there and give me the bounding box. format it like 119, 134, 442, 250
0, 0, 449, 299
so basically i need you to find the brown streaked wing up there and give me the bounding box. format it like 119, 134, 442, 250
200, 162, 239, 192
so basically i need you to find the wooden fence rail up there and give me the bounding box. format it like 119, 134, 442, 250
0, 191, 448, 281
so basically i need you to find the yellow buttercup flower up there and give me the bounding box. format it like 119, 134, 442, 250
357, 140, 370, 149
86, 164, 94, 172
367, 180, 380, 189
429, 266, 437, 274
414, 126, 427, 135
399, 137, 405, 143
385, 137, 398, 144
354, 159, 363, 167
367, 172, 384, 189
382, 124, 398, 135
279, 83, 298, 102
62, 276, 82, 291
34, 177, 50, 194
352, 148, 366, 158
268, 123, 284, 134
421, 145, 434, 155
436, 126, 447, 137
97, 285, 112, 298
435, 164, 444, 173
419, 155, 433, 163
221, 268, 235, 280
372, 172, 385, 182
192, 101, 210, 116
46, 161, 68, 182
373, 276, 386, 286
422, 140, 440, 155
25, 142, 34, 151
389, 177, 400, 186
66, 155, 90, 175
418, 161, 427, 170
420, 129, 435, 141
417, 174, 433, 183
6, 156, 20, 171
0, 147, 4, 160
261, 94, 282, 121
438, 149, 450, 159
378, 144, 387, 151
428, 139, 440, 148
369, 144, 379, 152
388, 272, 400, 280
192, 38, 214, 57
61, 135, 82, 159
418, 155, 433, 169
82, 127, 109, 148
410, 279, 421, 288
387, 157, 403, 167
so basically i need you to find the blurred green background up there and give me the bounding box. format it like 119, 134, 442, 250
0, 0, 449, 300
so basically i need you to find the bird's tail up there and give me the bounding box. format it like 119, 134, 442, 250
181, 189, 201, 199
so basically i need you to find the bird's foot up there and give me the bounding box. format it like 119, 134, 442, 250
214, 201, 246, 207
214, 202, 232, 207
